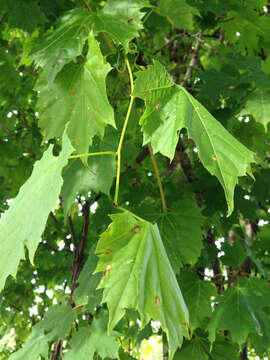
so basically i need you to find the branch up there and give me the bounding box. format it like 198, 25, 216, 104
181, 30, 203, 88
67, 215, 77, 250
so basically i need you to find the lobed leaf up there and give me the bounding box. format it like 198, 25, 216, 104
64, 310, 119, 360
36, 32, 115, 156
0, 129, 73, 291
133, 61, 255, 215
31, 8, 92, 84
95, 212, 189, 360
240, 88, 270, 131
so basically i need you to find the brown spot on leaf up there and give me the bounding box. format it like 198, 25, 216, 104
132, 225, 141, 234
212, 156, 217, 161
105, 249, 112, 254
70, 92, 75, 97
229, 85, 235, 89
155, 296, 160, 306
106, 225, 111, 232
195, 106, 199, 110
155, 104, 161, 110
43, 105, 47, 109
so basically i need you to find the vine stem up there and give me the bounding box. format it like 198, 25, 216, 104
114, 58, 135, 205
69, 151, 115, 159
147, 143, 167, 212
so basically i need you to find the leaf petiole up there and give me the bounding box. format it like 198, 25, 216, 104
69, 151, 116, 159
114, 58, 135, 205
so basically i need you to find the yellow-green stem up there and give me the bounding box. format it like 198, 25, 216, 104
69, 151, 115, 159
114, 58, 135, 205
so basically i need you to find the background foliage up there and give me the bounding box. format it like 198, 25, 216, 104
0, 0, 270, 359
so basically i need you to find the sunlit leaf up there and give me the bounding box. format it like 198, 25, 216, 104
0, 129, 73, 291
133, 61, 254, 215
36, 32, 115, 156
95, 212, 189, 360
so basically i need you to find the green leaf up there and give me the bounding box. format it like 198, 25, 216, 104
207, 278, 270, 345
220, 241, 246, 269
31, 8, 91, 84
9, 326, 49, 360
8, 0, 46, 33
93, 0, 149, 51
156, 0, 197, 30
240, 89, 270, 131
73, 250, 103, 312
10, 303, 76, 359
0, 128, 73, 291
133, 61, 254, 215
174, 335, 209, 360
36, 304, 76, 341
210, 337, 239, 360
179, 271, 217, 331
61, 128, 118, 216
63, 310, 119, 360
158, 198, 204, 266
36, 32, 115, 156
95, 212, 189, 360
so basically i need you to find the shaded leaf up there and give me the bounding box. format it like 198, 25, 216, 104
158, 198, 204, 266
0, 129, 73, 291
210, 337, 239, 360
220, 241, 246, 269
64, 310, 119, 359
9, 326, 49, 360
61, 127, 118, 216
174, 335, 209, 360
95, 212, 189, 360
180, 271, 217, 331
36, 304, 76, 341
240, 89, 270, 131
36, 32, 115, 156
10, 304, 76, 359
8, 0, 46, 33
157, 0, 197, 30
208, 278, 270, 345
73, 250, 103, 312
133, 61, 254, 215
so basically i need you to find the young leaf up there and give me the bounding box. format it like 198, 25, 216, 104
0, 129, 73, 291
36, 32, 115, 156
95, 212, 189, 360
207, 278, 270, 345
158, 198, 204, 266
63, 310, 119, 360
133, 61, 254, 215
31, 8, 92, 84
